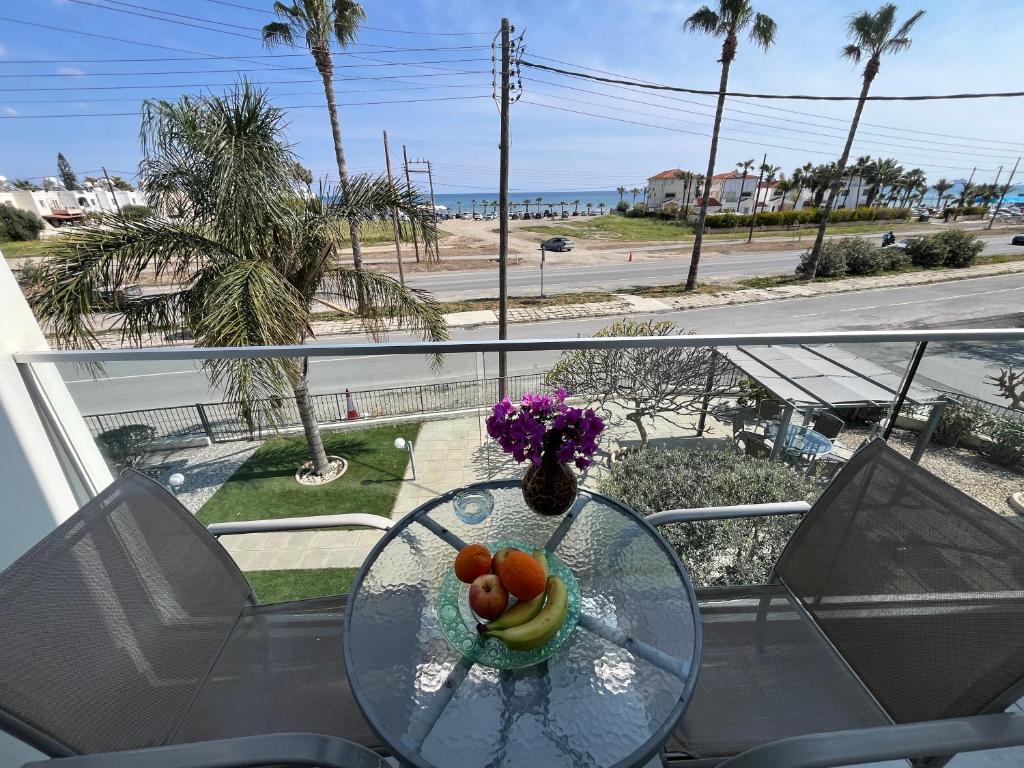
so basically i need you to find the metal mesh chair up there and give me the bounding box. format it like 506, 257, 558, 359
810, 412, 845, 440
0, 471, 391, 767
658, 439, 1024, 764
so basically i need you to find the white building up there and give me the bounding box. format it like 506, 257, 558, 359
645, 169, 701, 212
0, 176, 147, 228
835, 176, 870, 209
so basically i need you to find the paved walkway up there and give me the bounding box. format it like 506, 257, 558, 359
77, 259, 1024, 348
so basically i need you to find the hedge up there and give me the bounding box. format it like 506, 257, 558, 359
703, 206, 910, 229
0, 206, 44, 241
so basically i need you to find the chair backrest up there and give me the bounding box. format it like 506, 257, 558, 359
757, 400, 783, 421
0, 472, 252, 756
741, 432, 771, 459
812, 412, 845, 440
775, 439, 1024, 725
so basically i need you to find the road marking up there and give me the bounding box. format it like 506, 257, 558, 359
791, 312, 821, 318
838, 285, 1024, 313
64, 369, 198, 383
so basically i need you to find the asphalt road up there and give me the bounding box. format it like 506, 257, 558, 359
401, 232, 1020, 299
60, 270, 1024, 415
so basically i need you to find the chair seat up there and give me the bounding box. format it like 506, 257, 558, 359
666, 585, 889, 760
171, 596, 380, 751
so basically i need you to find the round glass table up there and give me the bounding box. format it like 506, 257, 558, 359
343, 481, 701, 768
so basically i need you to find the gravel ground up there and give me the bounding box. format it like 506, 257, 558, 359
845, 426, 1024, 520
140, 441, 260, 514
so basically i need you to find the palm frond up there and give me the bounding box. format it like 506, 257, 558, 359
893, 8, 926, 41
319, 174, 438, 244
331, 0, 365, 47
748, 12, 776, 49
261, 21, 295, 47
683, 6, 722, 35
841, 43, 862, 62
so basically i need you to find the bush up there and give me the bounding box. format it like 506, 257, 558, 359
0, 206, 44, 241
119, 204, 153, 221
599, 447, 818, 585
615, 200, 628, 213
906, 235, 946, 268
796, 239, 847, 278
96, 424, 156, 468
842, 239, 886, 275
935, 229, 985, 268
933, 402, 989, 447
705, 212, 742, 228
982, 417, 1024, 470
882, 247, 911, 271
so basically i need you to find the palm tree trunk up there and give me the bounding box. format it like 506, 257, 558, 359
803, 66, 875, 279
316, 56, 364, 276
686, 55, 732, 291
293, 360, 331, 476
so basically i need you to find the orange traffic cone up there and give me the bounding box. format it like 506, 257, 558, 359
345, 388, 359, 420
628, 252, 633, 262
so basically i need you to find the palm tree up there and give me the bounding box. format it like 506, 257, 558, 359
682, 0, 776, 290
864, 157, 902, 207
586, 201, 593, 215
598, 202, 606, 215
559, 200, 568, 215
850, 154, 872, 207
899, 168, 926, 208
262, 0, 369, 275
803, 3, 925, 278
471, 198, 477, 216
932, 177, 953, 210
760, 163, 781, 208
535, 196, 543, 214
573, 199, 581, 214
735, 158, 754, 211
776, 178, 795, 210
630, 187, 640, 206
456, 200, 463, 214
790, 162, 814, 210
616, 186, 627, 203
522, 198, 531, 216
29, 84, 446, 478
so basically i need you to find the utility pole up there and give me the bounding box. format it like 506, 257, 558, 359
382, 130, 405, 285
747, 153, 767, 243
497, 17, 512, 398
426, 160, 440, 260
988, 158, 1018, 230
102, 166, 122, 214
954, 167, 977, 220
402, 144, 421, 263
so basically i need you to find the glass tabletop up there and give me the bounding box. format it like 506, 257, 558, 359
343, 481, 701, 768
766, 423, 833, 457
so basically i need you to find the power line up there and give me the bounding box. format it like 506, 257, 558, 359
0, 46, 490, 65
522, 60, 1024, 102
0, 94, 492, 119
0, 59, 490, 78
65, 0, 261, 41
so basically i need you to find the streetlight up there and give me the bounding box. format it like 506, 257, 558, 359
168, 473, 185, 495
394, 437, 417, 480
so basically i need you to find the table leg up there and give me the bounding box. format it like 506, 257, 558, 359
577, 613, 692, 681
403, 657, 475, 750
545, 493, 590, 551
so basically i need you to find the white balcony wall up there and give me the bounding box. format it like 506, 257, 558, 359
0, 256, 112, 570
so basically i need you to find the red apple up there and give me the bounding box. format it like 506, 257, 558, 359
490, 546, 518, 581
468, 574, 508, 621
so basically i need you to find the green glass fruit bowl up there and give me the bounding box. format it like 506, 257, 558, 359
435, 540, 581, 670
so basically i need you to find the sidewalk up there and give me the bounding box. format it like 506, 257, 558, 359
76, 259, 1024, 349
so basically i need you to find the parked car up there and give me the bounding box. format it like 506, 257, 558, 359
92, 283, 143, 310
561, 211, 569, 218
532, 212, 543, 219
1012, 234, 1024, 246
541, 236, 574, 252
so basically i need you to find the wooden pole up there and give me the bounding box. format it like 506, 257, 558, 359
102, 166, 122, 214
747, 153, 767, 243
426, 159, 440, 261
497, 17, 511, 398
402, 144, 421, 263
988, 157, 1019, 230
382, 130, 405, 285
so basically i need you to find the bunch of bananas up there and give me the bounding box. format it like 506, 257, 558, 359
476, 550, 569, 651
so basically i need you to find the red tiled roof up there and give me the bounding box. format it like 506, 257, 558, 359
648, 168, 684, 180
695, 197, 721, 206
712, 171, 738, 180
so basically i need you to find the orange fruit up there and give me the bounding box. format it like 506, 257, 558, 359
455, 543, 492, 584
498, 550, 547, 602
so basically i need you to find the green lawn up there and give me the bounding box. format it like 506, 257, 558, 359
0, 239, 62, 259
198, 423, 422, 526
245, 568, 357, 603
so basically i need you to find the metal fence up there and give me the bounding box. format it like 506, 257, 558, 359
940, 390, 1024, 424
83, 365, 745, 444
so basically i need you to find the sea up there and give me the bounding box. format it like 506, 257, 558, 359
430, 190, 624, 213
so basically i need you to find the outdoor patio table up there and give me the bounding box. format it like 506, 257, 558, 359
343, 480, 701, 768
765, 422, 833, 457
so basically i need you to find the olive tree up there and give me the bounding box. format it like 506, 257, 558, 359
545, 319, 728, 446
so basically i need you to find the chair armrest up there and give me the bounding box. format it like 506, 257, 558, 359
715, 713, 1024, 768
22, 733, 386, 768
208, 514, 391, 537
646, 502, 810, 526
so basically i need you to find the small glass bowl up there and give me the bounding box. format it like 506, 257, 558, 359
453, 488, 494, 525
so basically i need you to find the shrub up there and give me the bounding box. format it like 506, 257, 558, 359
15, 260, 46, 286
615, 200, 628, 213
906, 235, 946, 267
982, 417, 1024, 470
705, 212, 742, 228
796, 239, 847, 278
842, 239, 886, 275
119, 204, 153, 221
96, 424, 156, 468
600, 447, 818, 585
882, 247, 911, 271
933, 402, 989, 447
0, 206, 44, 241
935, 229, 985, 268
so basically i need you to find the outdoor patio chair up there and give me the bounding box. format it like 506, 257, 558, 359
650, 439, 1024, 767
755, 399, 783, 425
0, 470, 399, 768
810, 412, 844, 440
738, 432, 771, 459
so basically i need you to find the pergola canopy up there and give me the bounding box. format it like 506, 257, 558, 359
717, 344, 944, 410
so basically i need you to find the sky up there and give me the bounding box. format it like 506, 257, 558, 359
1, 0, 1022, 195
